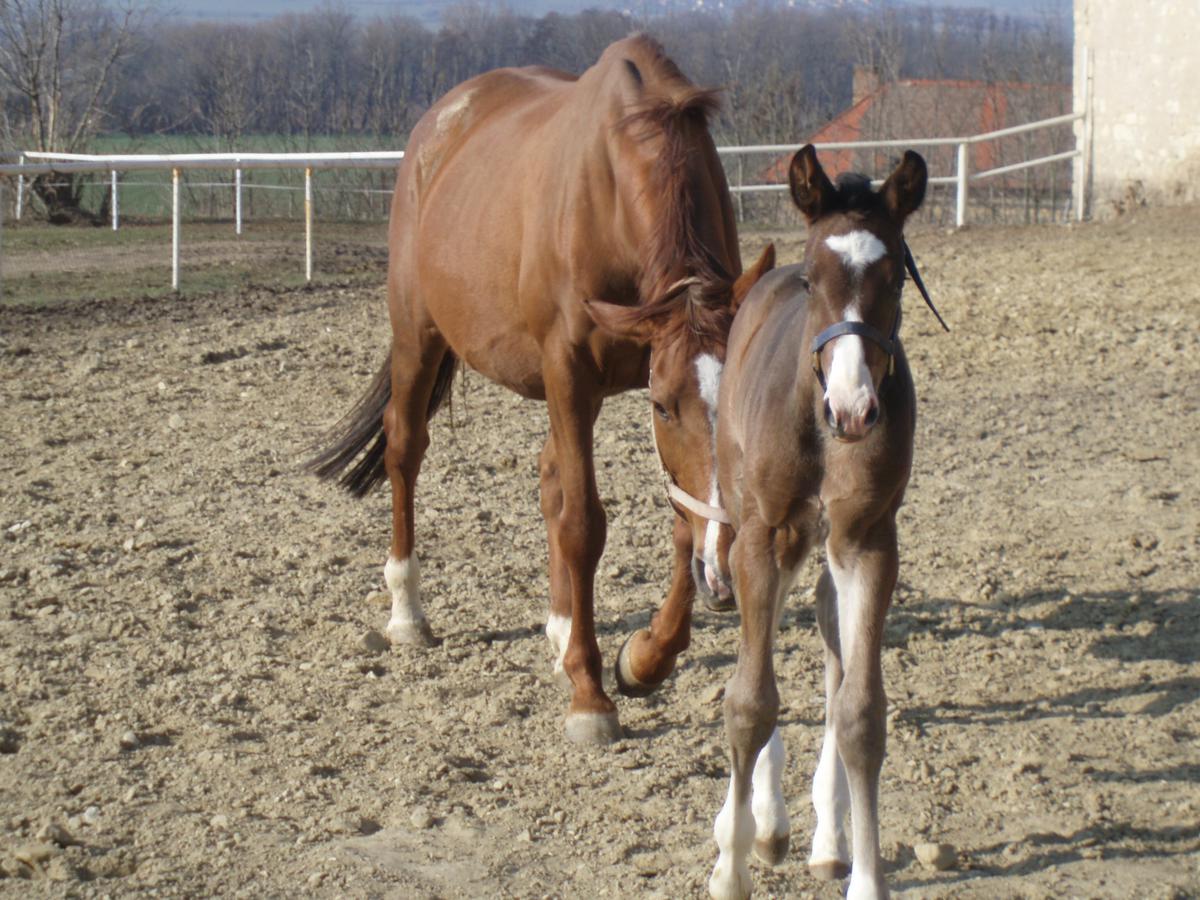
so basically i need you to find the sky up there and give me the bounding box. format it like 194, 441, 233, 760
164, 0, 1070, 27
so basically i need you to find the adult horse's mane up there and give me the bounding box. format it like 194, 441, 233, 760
610, 36, 735, 349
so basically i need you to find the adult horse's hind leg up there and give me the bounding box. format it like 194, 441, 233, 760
382, 329, 453, 647
822, 515, 899, 900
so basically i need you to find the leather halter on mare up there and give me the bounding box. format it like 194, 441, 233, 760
810, 241, 948, 391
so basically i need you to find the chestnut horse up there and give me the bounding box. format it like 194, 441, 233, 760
309, 36, 773, 745
708, 146, 928, 899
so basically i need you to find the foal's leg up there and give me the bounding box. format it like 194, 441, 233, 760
809, 566, 852, 881
709, 518, 788, 900
614, 516, 696, 696
825, 515, 899, 900
543, 356, 620, 744
382, 326, 450, 648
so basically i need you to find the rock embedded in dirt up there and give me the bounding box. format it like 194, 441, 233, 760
36, 822, 78, 847
358, 630, 390, 655
409, 806, 434, 830
119, 730, 140, 751
914, 841, 958, 871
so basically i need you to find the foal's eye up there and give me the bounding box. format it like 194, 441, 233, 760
653, 401, 670, 422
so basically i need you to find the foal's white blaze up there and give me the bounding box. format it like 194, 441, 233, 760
825, 230, 886, 273
384, 555, 429, 642
751, 727, 789, 853
545, 612, 572, 678
823, 229, 885, 432
695, 353, 728, 594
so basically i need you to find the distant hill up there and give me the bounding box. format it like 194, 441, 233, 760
169, 0, 1069, 27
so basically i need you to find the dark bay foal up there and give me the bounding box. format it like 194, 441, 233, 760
708, 145, 928, 900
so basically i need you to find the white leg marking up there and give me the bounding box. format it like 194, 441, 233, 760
751, 728, 789, 853
545, 613, 571, 678
809, 726, 850, 867
829, 552, 886, 900
709, 779, 755, 900
384, 555, 429, 643
825, 230, 886, 273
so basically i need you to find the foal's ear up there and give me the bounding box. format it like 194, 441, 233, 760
731, 243, 775, 315
788, 145, 836, 223
882, 150, 928, 223
582, 298, 657, 343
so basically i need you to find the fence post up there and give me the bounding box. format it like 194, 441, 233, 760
736, 154, 744, 224
304, 166, 313, 282
955, 142, 970, 228
235, 167, 242, 235
15, 155, 23, 220
172, 168, 180, 292
111, 170, 119, 231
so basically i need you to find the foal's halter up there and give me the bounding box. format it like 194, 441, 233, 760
647, 371, 732, 526
809, 241, 947, 390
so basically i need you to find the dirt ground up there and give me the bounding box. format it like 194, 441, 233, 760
1, 206, 1198, 899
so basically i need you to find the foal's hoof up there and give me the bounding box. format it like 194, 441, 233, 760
385, 619, 440, 648
754, 833, 790, 866
564, 711, 624, 745
701, 592, 737, 614
614, 631, 670, 698
808, 859, 851, 881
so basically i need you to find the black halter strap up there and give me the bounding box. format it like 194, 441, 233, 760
809, 241, 944, 391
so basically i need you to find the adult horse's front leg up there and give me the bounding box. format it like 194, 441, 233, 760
823, 513, 899, 900
614, 516, 696, 697
543, 360, 621, 745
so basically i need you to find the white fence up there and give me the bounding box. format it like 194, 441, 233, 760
0, 109, 1085, 295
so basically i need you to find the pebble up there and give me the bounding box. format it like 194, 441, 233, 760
167, 414, 184, 430
210, 814, 230, 831
36, 822, 78, 847
359, 630, 390, 655
913, 841, 958, 871
80, 806, 101, 826
409, 806, 434, 830
12, 843, 58, 867
119, 730, 140, 751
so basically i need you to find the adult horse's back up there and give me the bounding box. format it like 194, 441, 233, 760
310, 36, 771, 744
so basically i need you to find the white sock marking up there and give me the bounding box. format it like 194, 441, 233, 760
751, 728, 789, 848
809, 725, 850, 866
384, 555, 426, 630
545, 613, 571, 677
709, 779, 755, 900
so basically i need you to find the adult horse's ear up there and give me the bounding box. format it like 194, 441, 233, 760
882, 150, 927, 223
582, 298, 657, 343
731, 243, 775, 314
788, 145, 836, 223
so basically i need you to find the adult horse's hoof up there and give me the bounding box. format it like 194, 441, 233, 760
754, 833, 790, 866
564, 711, 623, 745
808, 859, 851, 881
386, 618, 440, 648
614, 631, 672, 698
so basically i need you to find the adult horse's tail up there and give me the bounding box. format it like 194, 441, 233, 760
306, 351, 458, 497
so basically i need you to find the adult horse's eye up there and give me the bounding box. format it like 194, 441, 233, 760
653, 401, 670, 422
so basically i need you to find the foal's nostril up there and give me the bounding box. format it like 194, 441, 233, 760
823, 398, 837, 430
864, 402, 880, 428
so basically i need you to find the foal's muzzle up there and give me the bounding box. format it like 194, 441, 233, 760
692, 556, 735, 611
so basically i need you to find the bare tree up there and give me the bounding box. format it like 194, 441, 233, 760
0, 0, 143, 220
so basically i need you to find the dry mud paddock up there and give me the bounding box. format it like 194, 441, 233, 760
1, 207, 1198, 899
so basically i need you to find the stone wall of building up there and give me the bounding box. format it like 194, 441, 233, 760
1075, 0, 1200, 218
